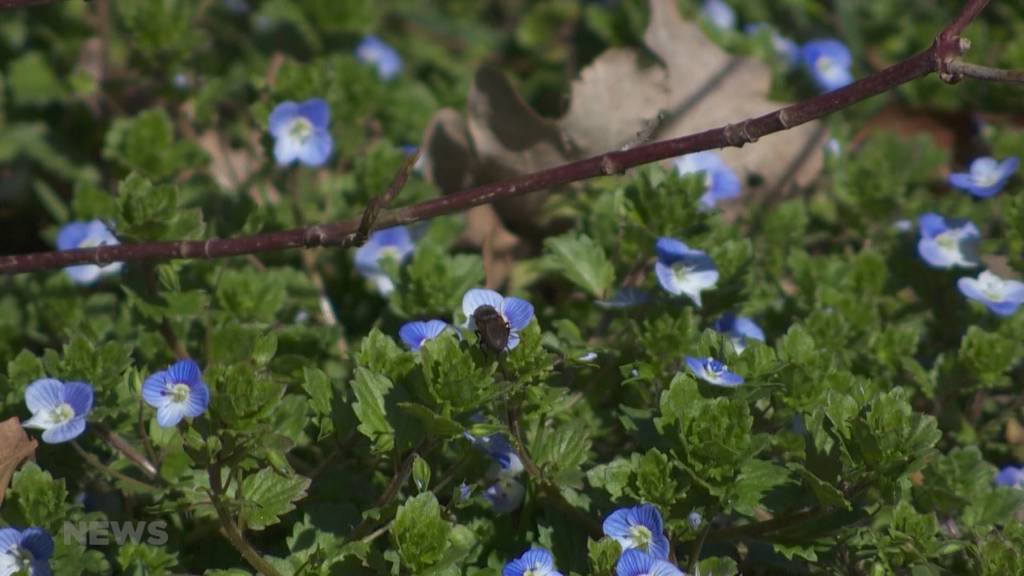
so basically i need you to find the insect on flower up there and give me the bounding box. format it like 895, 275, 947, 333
462, 288, 534, 352
473, 305, 512, 352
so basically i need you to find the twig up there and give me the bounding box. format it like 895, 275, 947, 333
91, 422, 161, 480
0, 0, 59, 8
946, 60, 1024, 84
346, 441, 431, 541
506, 404, 604, 540
0, 0, 1003, 275
70, 440, 158, 493
687, 523, 711, 574
207, 463, 283, 576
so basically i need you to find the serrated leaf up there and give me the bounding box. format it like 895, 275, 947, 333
239, 469, 311, 530
351, 367, 395, 454
391, 493, 451, 573
543, 233, 615, 297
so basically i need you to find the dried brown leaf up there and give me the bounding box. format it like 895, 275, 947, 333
0, 417, 37, 506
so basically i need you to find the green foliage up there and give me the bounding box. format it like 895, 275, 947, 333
1, 1, 1023, 575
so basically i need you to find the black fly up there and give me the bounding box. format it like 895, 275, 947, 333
472, 305, 510, 352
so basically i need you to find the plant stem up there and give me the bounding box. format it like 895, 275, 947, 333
0, 0, 1002, 275
207, 463, 283, 576
91, 422, 161, 480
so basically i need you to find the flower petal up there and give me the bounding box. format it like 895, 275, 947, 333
62, 382, 94, 417
25, 379, 64, 414
63, 264, 104, 285
917, 213, 946, 238
462, 288, 504, 319
168, 360, 201, 387
55, 222, 92, 251
0, 528, 20, 552
297, 130, 333, 167
615, 549, 654, 576
654, 237, 694, 262
184, 382, 209, 418
713, 371, 745, 387
505, 331, 521, 351
685, 356, 706, 379
41, 417, 86, 444
602, 507, 633, 541
141, 371, 173, 409
19, 528, 53, 561
296, 98, 329, 130
502, 297, 534, 331
267, 101, 299, 137
156, 402, 188, 428
273, 131, 303, 166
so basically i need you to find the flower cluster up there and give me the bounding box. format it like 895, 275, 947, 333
911, 155, 1023, 316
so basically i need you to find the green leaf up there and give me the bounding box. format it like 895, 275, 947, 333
355, 328, 415, 382
351, 367, 395, 454
104, 109, 206, 180
412, 455, 431, 493
634, 449, 680, 510
543, 233, 615, 297
586, 458, 633, 500
587, 538, 621, 576
391, 493, 452, 573
7, 52, 64, 106
417, 333, 493, 412
239, 469, 311, 531
252, 332, 279, 367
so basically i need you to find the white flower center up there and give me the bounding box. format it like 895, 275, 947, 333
815, 56, 834, 75
671, 261, 696, 283
376, 245, 402, 263
629, 524, 653, 550
288, 118, 313, 143
523, 564, 544, 576
169, 382, 191, 404
978, 276, 1006, 302
935, 231, 958, 250
973, 168, 1000, 188
45, 402, 75, 427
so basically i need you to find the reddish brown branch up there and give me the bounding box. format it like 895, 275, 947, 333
0, 0, 60, 8
0, 0, 1003, 275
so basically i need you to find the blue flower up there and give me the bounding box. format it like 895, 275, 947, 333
596, 288, 649, 310
701, 0, 735, 30
994, 466, 1024, 488
354, 226, 415, 295
672, 151, 741, 209
484, 477, 526, 514
712, 314, 765, 353
916, 213, 980, 269
22, 379, 93, 444
465, 432, 524, 478
654, 238, 718, 307
948, 156, 1019, 198
268, 98, 333, 167
603, 504, 670, 560
958, 270, 1024, 317
578, 351, 598, 362
141, 359, 210, 428
399, 320, 451, 351
615, 549, 684, 576
0, 527, 53, 576
801, 39, 853, 92
686, 356, 744, 387
745, 22, 799, 67
356, 35, 402, 81
503, 548, 563, 576
56, 220, 123, 285
461, 288, 535, 350
687, 511, 702, 530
